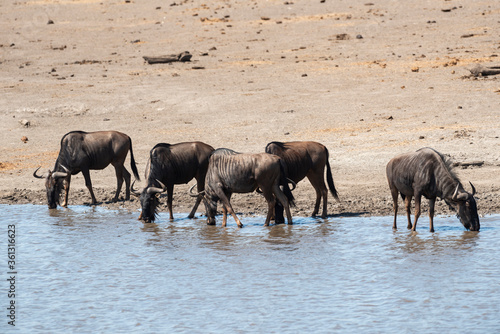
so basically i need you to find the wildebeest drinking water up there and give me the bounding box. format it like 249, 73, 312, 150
33, 130, 140, 208
131, 141, 214, 223
265, 141, 339, 220
386, 147, 479, 232
201, 148, 295, 227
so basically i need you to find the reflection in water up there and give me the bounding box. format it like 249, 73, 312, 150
393, 229, 480, 254
2, 205, 499, 333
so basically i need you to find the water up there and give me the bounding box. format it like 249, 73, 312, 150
1, 204, 499, 333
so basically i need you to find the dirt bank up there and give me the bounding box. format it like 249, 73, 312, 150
1, 0, 499, 222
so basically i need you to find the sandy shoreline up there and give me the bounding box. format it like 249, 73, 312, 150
1, 0, 499, 223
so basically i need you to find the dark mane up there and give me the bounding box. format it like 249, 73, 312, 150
418, 147, 460, 183
152, 143, 172, 151
148, 144, 173, 188
265, 142, 305, 179
265, 141, 286, 151
211, 148, 240, 157
55, 132, 87, 171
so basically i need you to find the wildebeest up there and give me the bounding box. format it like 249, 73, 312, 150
202, 148, 295, 227
265, 141, 339, 219
131, 142, 214, 223
33, 130, 140, 209
386, 147, 479, 232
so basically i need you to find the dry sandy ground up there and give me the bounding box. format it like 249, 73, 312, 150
1, 0, 499, 224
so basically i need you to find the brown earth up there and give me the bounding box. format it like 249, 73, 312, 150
1, 0, 499, 223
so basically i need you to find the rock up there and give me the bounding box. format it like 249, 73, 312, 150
336, 33, 350, 40
21, 136, 28, 143
20, 119, 30, 127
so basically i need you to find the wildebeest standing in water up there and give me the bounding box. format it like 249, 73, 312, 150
132, 142, 214, 223
265, 141, 339, 220
33, 131, 140, 209
202, 148, 295, 227
386, 147, 479, 232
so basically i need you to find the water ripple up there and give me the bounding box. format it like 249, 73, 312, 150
1, 205, 499, 333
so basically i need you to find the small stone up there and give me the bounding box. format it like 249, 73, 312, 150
20, 119, 30, 127
21, 136, 28, 143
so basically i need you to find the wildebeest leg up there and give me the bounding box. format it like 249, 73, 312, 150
261, 189, 276, 226
82, 169, 97, 205
112, 165, 125, 202
390, 187, 399, 230
428, 199, 436, 233
220, 193, 232, 227
62, 176, 71, 207
217, 191, 243, 228
272, 185, 293, 225
166, 184, 175, 221
188, 182, 204, 219
222, 205, 228, 227
411, 194, 422, 232
404, 195, 413, 230
274, 201, 285, 224
308, 173, 328, 218
123, 167, 131, 200
312, 188, 321, 217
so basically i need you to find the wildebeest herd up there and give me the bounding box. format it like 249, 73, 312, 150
34, 130, 480, 232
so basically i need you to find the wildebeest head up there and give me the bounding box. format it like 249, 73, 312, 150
132, 180, 166, 223
33, 167, 68, 209
203, 194, 218, 225
450, 183, 480, 231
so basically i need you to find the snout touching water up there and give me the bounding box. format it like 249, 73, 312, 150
3, 205, 499, 333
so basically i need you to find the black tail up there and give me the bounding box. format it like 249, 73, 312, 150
129, 137, 141, 181
278, 159, 295, 207
325, 148, 339, 201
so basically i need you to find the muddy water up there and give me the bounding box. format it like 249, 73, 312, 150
2, 204, 499, 333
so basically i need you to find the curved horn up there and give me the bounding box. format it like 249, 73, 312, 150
188, 183, 205, 197
50, 164, 69, 179
33, 167, 46, 179
130, 180, 142, 197
287, 178, 297, 191
469, 181, 476, 196
52, 171, 68, 179
452, 184, 460, 201
147, 179, 167, 194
